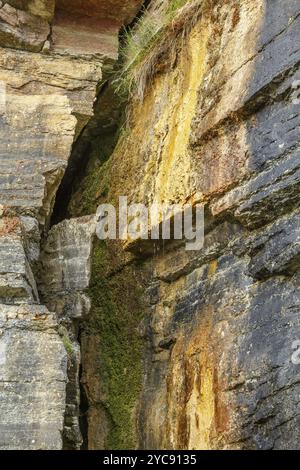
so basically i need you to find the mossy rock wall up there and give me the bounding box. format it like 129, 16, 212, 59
81, 240, 150, 449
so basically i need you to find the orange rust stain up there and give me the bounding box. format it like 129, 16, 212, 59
231, 5, 241, 30
0, 217, 20, 236
213, 368, 230, 434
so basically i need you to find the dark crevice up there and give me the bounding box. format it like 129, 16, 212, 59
119, 0, 152, 35
50, 0, 150, 228
50, 76, 125, 226
50, 81, 111, 226
50, 136, 92, 226
79, 361, 89, 450
47, 1, 152, 450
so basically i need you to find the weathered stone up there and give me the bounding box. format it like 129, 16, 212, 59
0, 0, 136, 228
39, 216, 95, 297
7, 1, 55, 21
191, 0, 300, 142
0, 273, 34, 303
211, 149, 300, 227
248, 209, 300, 278
0, 3, 50, 52
52, 10, 119, 60
20, 216, 41, 266
1, 0, 300, 452
56, 0, 143, 25
68, 0, 300, 451
0, 304, 67, 450
39, 216, 95, 450
0, 218, 38, 303
0, 0, 143, 451
0, 91, 76, 224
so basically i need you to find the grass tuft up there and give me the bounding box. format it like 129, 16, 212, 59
114, 0, 207, 101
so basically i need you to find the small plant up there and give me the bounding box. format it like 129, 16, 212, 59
114, 0, 205, 101
115, 1, 167, 98
59, 326, 74, 356
168, 0, 189, 14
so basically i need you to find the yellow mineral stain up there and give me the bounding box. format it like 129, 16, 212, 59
208, 259, 218, 278
186, 365, 215, 450
167, 319, 216, 450
156, 24, 209, 204
139, 22, 209, 209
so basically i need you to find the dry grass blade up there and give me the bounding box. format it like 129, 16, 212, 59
114, 0, 209, 102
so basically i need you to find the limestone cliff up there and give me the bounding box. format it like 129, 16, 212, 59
1, 0, 300, 451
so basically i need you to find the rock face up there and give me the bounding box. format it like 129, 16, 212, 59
0, 303, 67, 450
69, 0, 300, 450
0, 0, 142, 450
1, 0, 300, 451
0, 214, 68, 450
39, 216, 96, 449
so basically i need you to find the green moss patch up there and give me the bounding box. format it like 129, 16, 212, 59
69, 159, 112, 217
59, 326, 74, 357
85, 240, 149, 449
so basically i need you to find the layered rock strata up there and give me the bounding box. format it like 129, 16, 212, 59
38, 216, 95, 449
69, 0, 300, 450
0, 0, 142, 450
1, 0, 300, 451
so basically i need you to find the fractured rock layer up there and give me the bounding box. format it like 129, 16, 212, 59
39, 216, 96, 449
